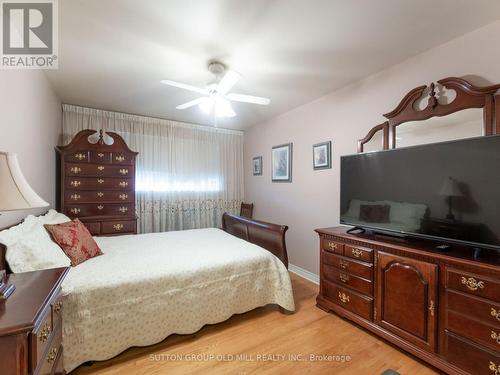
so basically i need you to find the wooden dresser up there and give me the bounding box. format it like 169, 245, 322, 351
56, 129, 138, 236
0, 267, 69, 375
316, 227, 500, 375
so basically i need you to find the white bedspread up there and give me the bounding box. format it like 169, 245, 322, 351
61, 228, 295, 372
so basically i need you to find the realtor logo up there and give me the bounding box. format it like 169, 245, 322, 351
1, 0, 58, 69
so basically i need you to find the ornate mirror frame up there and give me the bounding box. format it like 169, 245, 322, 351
357, 77, 500, 152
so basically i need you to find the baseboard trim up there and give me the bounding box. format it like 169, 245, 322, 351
288, 264, 319, 285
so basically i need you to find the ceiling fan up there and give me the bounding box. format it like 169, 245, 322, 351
161, 61, 270, 118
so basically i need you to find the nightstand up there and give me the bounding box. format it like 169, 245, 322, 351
0, 267, 69, 375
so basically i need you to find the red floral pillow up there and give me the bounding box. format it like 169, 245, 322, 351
44, 219, 103, 266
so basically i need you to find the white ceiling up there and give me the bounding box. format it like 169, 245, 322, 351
45, 0, 500, 130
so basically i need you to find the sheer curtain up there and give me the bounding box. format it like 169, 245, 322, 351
62, 104, 244, 233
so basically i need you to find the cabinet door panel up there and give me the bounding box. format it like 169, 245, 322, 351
376, 251, 438, 352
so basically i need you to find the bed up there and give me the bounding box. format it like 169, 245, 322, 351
0, 211, 295, 373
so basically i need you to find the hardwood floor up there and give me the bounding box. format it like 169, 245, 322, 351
72, 273, 440, 375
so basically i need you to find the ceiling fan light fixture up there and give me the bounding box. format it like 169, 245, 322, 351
198, 97, 213, 114
215, 97, 236, 118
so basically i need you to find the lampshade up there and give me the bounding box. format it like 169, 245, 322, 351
0, 152, 49, 211
439, 176, 463, 197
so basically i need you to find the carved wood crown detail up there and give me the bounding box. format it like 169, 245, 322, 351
357, 77, 500, 152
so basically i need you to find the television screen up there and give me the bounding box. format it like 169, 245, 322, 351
340, 135, 500, 249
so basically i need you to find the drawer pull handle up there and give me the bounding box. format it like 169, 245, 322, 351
490, 362, 500, 375
97, 165, 105, 171
119, 193, 128, 200
116, 155, 125, 162
97, 205, 104, 210
47, 347, 58, 363
70, 180, 81, 187
40, 322, 51, 342
97, 192, 104, 197
461, 276, 484, 291
491, 331, 500, 345
328, 242, 337, 250
97, 153, 105, 158
54, 301, 62, 314
119, 181, 129, 188
75, 153, 86, 160
97, 178, 104, 184
339, 260, 348, 270
428, 300, 435, 317
339, 273, 349, 283
119, 168, 129, 175
70, 208, 81, 214
70, 194, 81, 201
338, 292, 350, 304
113, 224, 124, 231
119, 206, 128, 213
351, 249, 363, 258
492, 308, 500, 322
70, 167, 81, 174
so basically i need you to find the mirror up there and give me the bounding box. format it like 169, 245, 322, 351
363, 128, 385, 152
395, 108, 483, 148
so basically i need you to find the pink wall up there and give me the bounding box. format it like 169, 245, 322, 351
244, 21, 500, 275
0, 70, 61, 228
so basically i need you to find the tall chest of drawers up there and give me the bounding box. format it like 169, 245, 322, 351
56, 129, 138, 236
316, 227, 500, 375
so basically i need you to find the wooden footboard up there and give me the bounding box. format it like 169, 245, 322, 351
222, 213, 289, 268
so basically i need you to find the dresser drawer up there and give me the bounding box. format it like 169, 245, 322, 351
35, 324, 62, 375
322, 252, 373, 280
445, 330, 500, 375
65, 203, 134, 217
65, 190, 133, 204
89, 151, 112, 163
66, 150, 89, 163
447, 289, 500, 328
65, 177, 133, 190
66, 163, 134, 178
323, 264, 372, 296
344, 244, 373, 263
446, 268, 500, 302
82, 221, 101, 235
322, 280, 373, 321
321, 238, 343, 254
112, 152, 134, 165
30, 305, 53, 373
51, 295, 63, 332
101, 220, 136, 234
448, 310, 500, 352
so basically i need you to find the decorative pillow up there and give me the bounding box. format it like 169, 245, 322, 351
44, 219, 103, 266
0, 210, 72, 273
359, 204, 391, 223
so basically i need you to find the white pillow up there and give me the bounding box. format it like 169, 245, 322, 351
0, 210, 72, 273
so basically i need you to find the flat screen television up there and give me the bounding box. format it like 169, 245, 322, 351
340, 135, 500, 250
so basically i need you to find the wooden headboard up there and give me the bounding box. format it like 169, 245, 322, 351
0, 243, 7, 273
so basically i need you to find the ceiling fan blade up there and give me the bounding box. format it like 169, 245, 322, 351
216, 70, 241, 94
226, 93, 270, 105
176, 97, 205, 110
161, 80, 209, 95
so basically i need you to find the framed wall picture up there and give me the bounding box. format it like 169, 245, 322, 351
252, 156, 263, 175
313, 141, 332, 170
272, 143, 292, 182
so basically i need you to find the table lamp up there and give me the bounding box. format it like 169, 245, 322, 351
0, 152, 49, 299
439, 176, 463, 221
